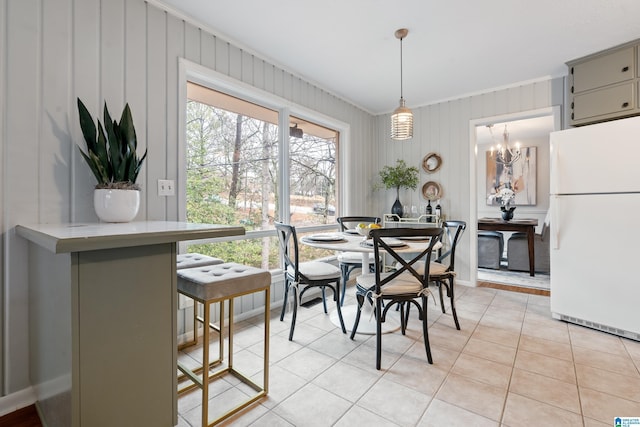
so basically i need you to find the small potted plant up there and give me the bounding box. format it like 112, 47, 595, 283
77, 98, 147, 222
497, 187, 516, 220
377, 159, 419, 218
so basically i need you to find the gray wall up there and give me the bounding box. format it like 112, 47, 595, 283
0, 0, 373, 396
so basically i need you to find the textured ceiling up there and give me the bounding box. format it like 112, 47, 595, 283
154, 0, 640, 114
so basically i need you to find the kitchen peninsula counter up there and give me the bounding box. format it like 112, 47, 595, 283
17, 221, 245, 427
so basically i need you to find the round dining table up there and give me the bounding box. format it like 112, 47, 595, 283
300, 230, 441, 334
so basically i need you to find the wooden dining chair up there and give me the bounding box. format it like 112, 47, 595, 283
274, 222, 346, 341
350, 227, 443, 370
336, 216, 381, 305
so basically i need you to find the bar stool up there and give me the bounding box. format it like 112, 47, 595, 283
176, 263, 271, 426
177, 253, 224, 270
176, 253, 224, 351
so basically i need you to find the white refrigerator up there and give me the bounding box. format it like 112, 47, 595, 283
550, 115, 640, 341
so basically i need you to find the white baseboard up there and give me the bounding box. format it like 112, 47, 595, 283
0, 386, 37, 416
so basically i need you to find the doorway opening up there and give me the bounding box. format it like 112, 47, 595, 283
469, 107, 561, 293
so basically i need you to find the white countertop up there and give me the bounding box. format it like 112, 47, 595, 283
16, 221, 245, 253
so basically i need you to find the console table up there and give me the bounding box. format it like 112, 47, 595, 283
16, 221, 245, 427
477, 218, 538, 276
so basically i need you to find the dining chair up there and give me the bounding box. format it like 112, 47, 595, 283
398, 220, 466, 330
427, 220, 466, 329
274, 222, 346, 341
336, 216, 381, 305
350, 227, 443, 370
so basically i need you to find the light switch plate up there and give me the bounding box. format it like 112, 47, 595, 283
157, 179, 175, 196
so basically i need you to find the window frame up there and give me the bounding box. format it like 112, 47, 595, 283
177, 59, 349, 245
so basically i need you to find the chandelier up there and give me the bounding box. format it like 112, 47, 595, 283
390, 28, 413, 140
488, 124, 521, 167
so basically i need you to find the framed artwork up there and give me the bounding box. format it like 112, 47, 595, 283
486, 146, 536, 206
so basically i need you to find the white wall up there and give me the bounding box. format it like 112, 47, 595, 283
0, 0, 373, 396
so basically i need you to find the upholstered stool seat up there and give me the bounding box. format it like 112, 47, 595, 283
176, 252, 224, 269
176, 253, 224, 351
177, 263, 271, 426
477, 231, 504, 269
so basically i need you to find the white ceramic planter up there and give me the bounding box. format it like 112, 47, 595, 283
94, 189, 140, 223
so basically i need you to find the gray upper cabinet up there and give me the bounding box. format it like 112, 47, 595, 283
568, 41, 639, 126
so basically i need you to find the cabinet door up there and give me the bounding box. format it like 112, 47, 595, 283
572, 47, 634, 93
572, 82, 635, 122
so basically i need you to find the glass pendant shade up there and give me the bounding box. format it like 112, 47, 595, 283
391, 98, 413, 140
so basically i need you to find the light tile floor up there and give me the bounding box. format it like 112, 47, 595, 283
177, 284, 640, 426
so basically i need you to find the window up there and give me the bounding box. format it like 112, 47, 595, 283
288, 116, 338, 227
183, 81, 340, 268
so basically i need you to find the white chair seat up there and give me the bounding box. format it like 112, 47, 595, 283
356, 272, 422, 296
287, 261, 340, 281
337, 251, 377, 263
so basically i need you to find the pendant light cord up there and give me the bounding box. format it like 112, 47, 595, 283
399, 36, 404, 99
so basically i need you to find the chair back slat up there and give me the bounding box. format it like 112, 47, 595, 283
436, 220, 467, 272
274, 222, 300, 279
336, 216, 381, 231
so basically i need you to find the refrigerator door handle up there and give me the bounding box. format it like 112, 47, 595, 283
551, 195, 559, 250
550, 137, 559, 195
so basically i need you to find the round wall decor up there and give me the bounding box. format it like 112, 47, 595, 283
422, 181, 443, 201
422, 152, 442, 173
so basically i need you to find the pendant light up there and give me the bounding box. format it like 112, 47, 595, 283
391, 28, 413, 140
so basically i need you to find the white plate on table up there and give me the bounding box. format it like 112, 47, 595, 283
363, 238, 407, 247
306, 233, 345, 242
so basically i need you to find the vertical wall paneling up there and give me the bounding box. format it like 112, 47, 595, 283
125, 0, 148, 219
252, 57, 264, 91
183, 21, 200, 64
5, 0, 40, 393
273, 66, 284, 98
214, 39, 229, 76
145, 6, 168, 220
100, 0, 125, 110
200, 34, 216, 70
72, 0, 100, 222
263, 63, 274, 93
41, 0, 72, 224
241, 50, 253, 85
165, 14, 184, 220
228, 45, 242, 81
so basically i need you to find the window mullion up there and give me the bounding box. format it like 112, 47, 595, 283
279, 108, 290, 223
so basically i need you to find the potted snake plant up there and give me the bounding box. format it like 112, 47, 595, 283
77, 98, 147, 222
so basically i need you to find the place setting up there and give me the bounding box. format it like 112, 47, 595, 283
301, 233, 346, 243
